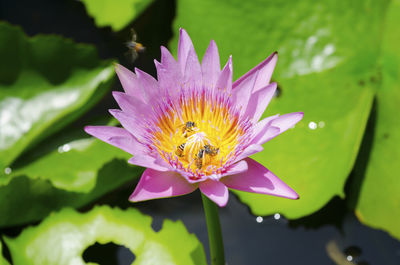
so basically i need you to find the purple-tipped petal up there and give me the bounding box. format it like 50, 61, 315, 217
222, 158, 299, 200
114, 64, 147, 103
109, 109, 145, 139
129, 168, 197, 202
135, 68, 159, 102
270, 112, 304, 132
252, 126, 280, 146
177, 28, 196, 74
112, 91, 150, 118
155, 46, 182, 98
251, 114, 280, 145
252, 114, 279, 137
201, 40, 221, 89
231, 67, 257, 111
84, 126, 141, 155
251, 112, 304, 145
128, 155, 170, 172
155, 60, 179, 98
199, 180, 229, 207
233, 52, 278, 93
160, 46, 178, 68
183, 48, 202, 89
224, 160, 248, 176
243, 82, 277, 122
234, 144, 263, 163
216, 56, 233, 92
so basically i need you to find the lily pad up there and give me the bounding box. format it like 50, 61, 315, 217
171, 0, 386, 218
4, 206, 206, 265
80, 0, 154, 31
354, 0, 400, 240
3, 118, 132, 193
0, 241, 10, 265
0, 158, 142, 227
0, 22, 115, 173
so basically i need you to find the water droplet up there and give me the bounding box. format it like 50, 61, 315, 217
308, 121, 317, 130
274, 213, 281, 220
4, 167, 12, 175
256, 216, 263, 223
346, 255, 353, 262
58, 144, 71, 153
318, 121, 325, 128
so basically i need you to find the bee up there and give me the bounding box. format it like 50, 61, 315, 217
181, 121, 197, 137
195, 144, 219, 169
125, 28, 145, 62
195, 148, 205, 169
175, 143, 186, 157
204, 144, 219, 156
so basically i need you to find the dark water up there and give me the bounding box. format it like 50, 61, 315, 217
102, 183, 400, 265
1, 0, 400, 264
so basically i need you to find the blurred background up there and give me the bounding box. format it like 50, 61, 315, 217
0, 0, 399, 264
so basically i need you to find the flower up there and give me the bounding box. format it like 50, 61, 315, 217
85, 29, 303, 207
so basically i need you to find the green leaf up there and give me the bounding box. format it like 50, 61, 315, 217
0, 241, 10, 265
4, 206, 206, 265
354, 0, 400, 240
0, 22, 115, 172
0, 159, 143, 227
3, 119, 131, 193
171, 0, 387, 218
80, 0, 154, 31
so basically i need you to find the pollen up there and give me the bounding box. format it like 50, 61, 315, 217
147, 89, 252, 180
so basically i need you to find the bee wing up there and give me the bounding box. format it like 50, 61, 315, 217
130, 50, 138, 62
130, 28, 137, 42
124, 49, 138, 63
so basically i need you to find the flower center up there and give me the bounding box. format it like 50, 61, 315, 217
148, 90, 252, 180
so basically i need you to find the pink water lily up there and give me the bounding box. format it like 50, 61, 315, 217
85, 29, 303, 207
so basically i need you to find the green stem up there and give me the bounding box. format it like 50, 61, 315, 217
201, 193, 225, 265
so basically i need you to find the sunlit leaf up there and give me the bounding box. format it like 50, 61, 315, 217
3, 119, 131, 193
0, 159, 142, 227
354, 0, 400, 240
171, 0, 387, 218
80, 0, 154, 31
4, 206, 206, 265
0, 22, 115, 173
0, 241, 10, 265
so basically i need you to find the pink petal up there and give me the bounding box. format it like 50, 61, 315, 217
243, 82, 277, 122
252, 126, 280, 146
231, 66, 257, 111
135, 68, 159, 103
84, 126, 141, 155
128, 155, 170, 172
183, 48, 202, 89
114, 64, 146, 103
129, 169, 197, 202
112, 91, 150, 118
155, 60, 179, 98
201, 40, 221, 89
224, 160, 248, 176
233, 52, 278, 93
252, 114, 279, 138
270, 112, 304, 132
177, 28, 196, 74
215, 56, 233, 92
155, 46, 182, 98
234, 144, 263, 162
108, 109, 145, 139
222, 158, 299, 199
199, 180, 229, 207
160, 46, 179, 69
